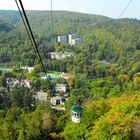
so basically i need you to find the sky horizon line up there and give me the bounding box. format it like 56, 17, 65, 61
0, 9, 139, 20
0, 0, 139, 19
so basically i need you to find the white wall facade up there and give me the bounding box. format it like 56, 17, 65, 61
68, 34, 77, 46
57, 35, 67, 44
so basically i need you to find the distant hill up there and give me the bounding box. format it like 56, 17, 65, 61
0, 10, 21, 26
0, 10, 110, 35
0, 20, 13, 32
0, 10, 109, 26
0, 10, 140, 65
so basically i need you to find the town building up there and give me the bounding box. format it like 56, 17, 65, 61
50, 96, 66, 106
57, 35, 67, 45
50, 52, 65, 59
21, 66, 34, 73
68, 34, 77, 46
60, 72, 71, 80
21, 79, 32, 89
50, 83, 69, 106
6, 78, 32, 89
71, 38, 83, 46
50, 52, 73, 60
69, 34, 83, 46
55, 84, 67, 93
6, 78, 19, 88
101, 59, 110, 65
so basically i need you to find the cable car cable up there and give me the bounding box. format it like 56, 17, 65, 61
50, 0, 55, 48
15, 0, 35, 53
118, 0, 133, 19
16, 0, 47, 74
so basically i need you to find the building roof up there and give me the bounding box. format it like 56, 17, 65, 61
101, 59, 110, 65
71, 106, 83, 113
55, 84, 67, 88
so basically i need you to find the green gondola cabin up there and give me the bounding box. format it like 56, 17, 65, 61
71, 106, 83, 123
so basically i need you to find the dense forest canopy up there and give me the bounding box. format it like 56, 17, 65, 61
0, 10, 140, 139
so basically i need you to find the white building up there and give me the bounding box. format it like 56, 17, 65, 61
68, 34, 77, 46
60, 72, 71, 80
50, 52, 73, 60
6, 78, 19, 88
21, 80, 32, 89
6, 78, 32, 89
57, 35, 67, 45
101, 59, 110, 65
69, 34, 83, 46
55, 84, 67, 93
50, 96, 66, 106
50, 52, 66, 59
71, 38, 83, 46
21, 66, 34, 73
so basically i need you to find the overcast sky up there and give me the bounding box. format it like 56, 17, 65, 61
0, 0, 139, 19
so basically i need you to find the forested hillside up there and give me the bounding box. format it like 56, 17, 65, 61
0, 10, 140, 139
0, 10, 140, 66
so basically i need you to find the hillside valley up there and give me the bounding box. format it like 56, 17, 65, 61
0, 10, 140, 140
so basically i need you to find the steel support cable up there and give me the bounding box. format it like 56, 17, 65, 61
16, 0, 47, 74
50, 0, 55, 48
118, 0, 133, 19
15, 0, 35, 53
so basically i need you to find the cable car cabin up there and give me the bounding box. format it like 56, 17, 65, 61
71, 106, 83, 123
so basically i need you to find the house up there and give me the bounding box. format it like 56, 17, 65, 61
54, 84, 69, 97
21, 66, 34, 73
50, 83, 69, 107
69, 34, 83, 46
71, 38, 83, 46
60, 72, 71, 80
50, 52, 73, 60
68, 34, 77, 45
6, 78, 32, 89
6, 78, 20, 88
57, 35, 67, 45
21, 80, 32, 89
50, 96, 66, 106
37, 91, 48, 103
50, 52, 66, 59
101, 59, 110, 65
55, 84, 67, 93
